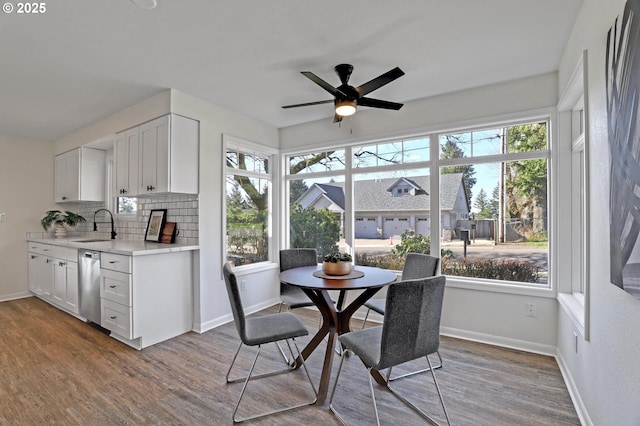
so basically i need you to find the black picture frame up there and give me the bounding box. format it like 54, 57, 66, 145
145, 209, 167, 242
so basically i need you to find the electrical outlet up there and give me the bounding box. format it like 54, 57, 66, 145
573, 332, 578, 353
240, 280, 246, 291
0, 213, 6, 222
525, 303, 536, 317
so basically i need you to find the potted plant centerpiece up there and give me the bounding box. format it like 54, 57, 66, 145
322, 251, 353, 276
41, 210, 86, 238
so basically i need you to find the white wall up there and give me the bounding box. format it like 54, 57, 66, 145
557, 0, 640, 424
281, 73, 560, 352
169, 90, 280, 331
0, 136, 55, 300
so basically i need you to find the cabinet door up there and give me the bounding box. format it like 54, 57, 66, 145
28, 253, 41, 294
52, 260, 67, 305
54, 150, 80, 202
139, 115, 169, 194
64, 261, 79, 314
39, 257, 53, 300
115, 128, 140, 196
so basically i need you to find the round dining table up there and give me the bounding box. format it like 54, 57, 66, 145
279, 264, 398, 403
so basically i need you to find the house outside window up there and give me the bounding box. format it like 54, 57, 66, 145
224, 136, 274, 267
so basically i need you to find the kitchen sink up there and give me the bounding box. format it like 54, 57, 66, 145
74, 239, 110, 243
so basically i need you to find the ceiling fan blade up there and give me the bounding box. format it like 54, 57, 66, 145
282, 99, 333, 109
358, 97, 404, 110
301, 71, 348, 97
355, 67, 405, 97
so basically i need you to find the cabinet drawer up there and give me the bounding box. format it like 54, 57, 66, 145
101, 253, 131, 273
101, 299, 133, 339
100, 269, 132, 306
50, 246, 77, 262
28, 243, 53, 256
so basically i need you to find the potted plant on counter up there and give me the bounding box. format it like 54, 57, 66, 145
41, 210, 86, 238
322, 251, 353, 276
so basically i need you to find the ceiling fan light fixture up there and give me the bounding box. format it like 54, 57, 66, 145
335, 99, 357, 117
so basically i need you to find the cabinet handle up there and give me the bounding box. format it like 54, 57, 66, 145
147, 185, 155, 191
109, 261, 117, 264
110, 316, 117, 320
59, 262, 66, 267
30, 255, 36, 259
61, 196, 67, 200
109, 285, 116, 288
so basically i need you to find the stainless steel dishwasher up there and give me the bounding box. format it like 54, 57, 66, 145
79, 250, 101, 325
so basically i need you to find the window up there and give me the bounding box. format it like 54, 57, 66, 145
224, 136, 274, 267
284, 118, 552, 289
439, 122, 549, 285
557, 50, 589, 338
117, 197, 137, 215
285, 139, 432, 271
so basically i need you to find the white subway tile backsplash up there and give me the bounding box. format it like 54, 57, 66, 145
75, 194, 198, 245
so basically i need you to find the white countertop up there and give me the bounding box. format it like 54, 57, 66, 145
26, 236, 199, 256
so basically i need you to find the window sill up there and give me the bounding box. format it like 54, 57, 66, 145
445, 275, 556, 298
231, 261, 279, 277
557, 292, 586, 337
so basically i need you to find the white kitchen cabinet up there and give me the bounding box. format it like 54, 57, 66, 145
54, 147, 106, 203
28, 252, 52, 299
28, 242, 79, 315
52, 258, 79, 314
115, 114, 199, 197
100, 251, 193, 350
114, 127, 140, 197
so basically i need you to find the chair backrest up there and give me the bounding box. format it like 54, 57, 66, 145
377, 275, 446, 370
279, 248, 318, 272
401, 253, 440, 280
222, 262, 248, 343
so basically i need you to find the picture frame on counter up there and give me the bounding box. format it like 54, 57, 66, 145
145, 209, 167, 242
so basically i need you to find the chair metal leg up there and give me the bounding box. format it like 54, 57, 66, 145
386, 354, 451, 425
361, 308, 371, 329
230, 338, 317, 424
226, 340, 296, 384
388, 350, 443, 382
367, 367, 382, 426
329, 349, 349, 425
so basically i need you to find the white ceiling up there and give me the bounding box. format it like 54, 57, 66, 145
0, 0, 582, 141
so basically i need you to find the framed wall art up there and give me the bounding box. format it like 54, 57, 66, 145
145, 209, 167, 242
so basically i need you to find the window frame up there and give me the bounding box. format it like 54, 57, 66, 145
557, 50, 590, 340
282, 114, 554, 297
223, 134, 278, 272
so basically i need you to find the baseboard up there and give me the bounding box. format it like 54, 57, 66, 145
555, 348, 592, 426
0, 291, 33, 302
193, 298, 281, 334
440, 326, 557, 356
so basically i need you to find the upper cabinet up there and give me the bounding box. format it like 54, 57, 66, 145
115, 114, 199, 196
114, 127, 140, 196
54, 147, 105, 203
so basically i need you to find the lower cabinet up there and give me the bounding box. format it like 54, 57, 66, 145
28, 243, 78, 314
100, 251, 193, 350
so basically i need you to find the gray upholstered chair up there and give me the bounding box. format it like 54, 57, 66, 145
330, 275, 450, 426
222, 263, 317, 423
361, 253, 442, 381
279, 248, 319, 312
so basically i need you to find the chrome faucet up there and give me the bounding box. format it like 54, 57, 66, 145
93, 208, 117, 240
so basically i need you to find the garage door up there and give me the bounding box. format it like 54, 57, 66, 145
415, 216, 430, 236
382, 217, 411, 238
355, 217, 378, 238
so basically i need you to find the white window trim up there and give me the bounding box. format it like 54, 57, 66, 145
223, 134, 278, 272
282, 111, 553, 298
556, 50, 590, 340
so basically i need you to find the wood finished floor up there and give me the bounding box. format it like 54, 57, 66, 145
0, 297, 580, 425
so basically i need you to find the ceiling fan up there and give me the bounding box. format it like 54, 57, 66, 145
282, 64, 405, 123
